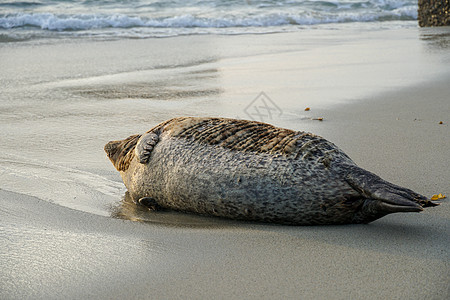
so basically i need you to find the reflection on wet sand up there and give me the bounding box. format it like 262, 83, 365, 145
74, 84, 222, 100
66, 62, 223, 101
420, 27, 450, 50
111, 191, 235, 228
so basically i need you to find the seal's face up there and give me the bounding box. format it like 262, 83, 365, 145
104, 140, 121, 164
104, 134, 141, 172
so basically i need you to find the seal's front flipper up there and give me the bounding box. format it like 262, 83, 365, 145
135, 132, 159, 164
138, 197, 163, 211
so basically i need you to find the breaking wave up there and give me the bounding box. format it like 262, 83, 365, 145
0, 10, 417, 31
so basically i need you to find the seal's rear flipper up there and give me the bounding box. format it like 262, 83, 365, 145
136, 132, 159, 164
345, 165, 438, 218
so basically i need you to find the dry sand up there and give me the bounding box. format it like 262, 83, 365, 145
1, 26, 449, 299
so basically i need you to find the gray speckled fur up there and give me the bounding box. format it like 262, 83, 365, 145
105, 117, 437, 225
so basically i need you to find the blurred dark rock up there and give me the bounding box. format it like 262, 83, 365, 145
418, 0, 450, 27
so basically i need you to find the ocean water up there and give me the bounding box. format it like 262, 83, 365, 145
0, 0, 418, 41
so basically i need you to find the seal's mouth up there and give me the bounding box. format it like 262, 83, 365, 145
104, 140, 122, 169
104, 140, 123, 161
104, 141, 117, 158
104, 134, 141, 171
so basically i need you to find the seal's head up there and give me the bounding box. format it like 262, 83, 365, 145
104, 134, 141, 172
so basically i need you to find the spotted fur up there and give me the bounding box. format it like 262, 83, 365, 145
155, 117, 351, 163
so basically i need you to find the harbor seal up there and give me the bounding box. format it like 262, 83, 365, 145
105, 117, 438, 225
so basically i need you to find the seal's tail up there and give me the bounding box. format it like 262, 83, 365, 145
344, 165, 438, 223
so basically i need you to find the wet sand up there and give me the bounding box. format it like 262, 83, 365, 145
1, 183, 449, 299
1, 25, 449, 299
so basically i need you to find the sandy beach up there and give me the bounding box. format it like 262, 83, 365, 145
1, 24, 449, 299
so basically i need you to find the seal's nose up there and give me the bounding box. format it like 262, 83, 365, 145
104, 141, 119, 159
104, 134, 142, 171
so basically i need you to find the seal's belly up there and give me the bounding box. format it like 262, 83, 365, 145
124, 137, 357, 224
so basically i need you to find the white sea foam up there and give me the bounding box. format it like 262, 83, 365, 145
0, 0, 419, 40
0, 9, 417, 31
